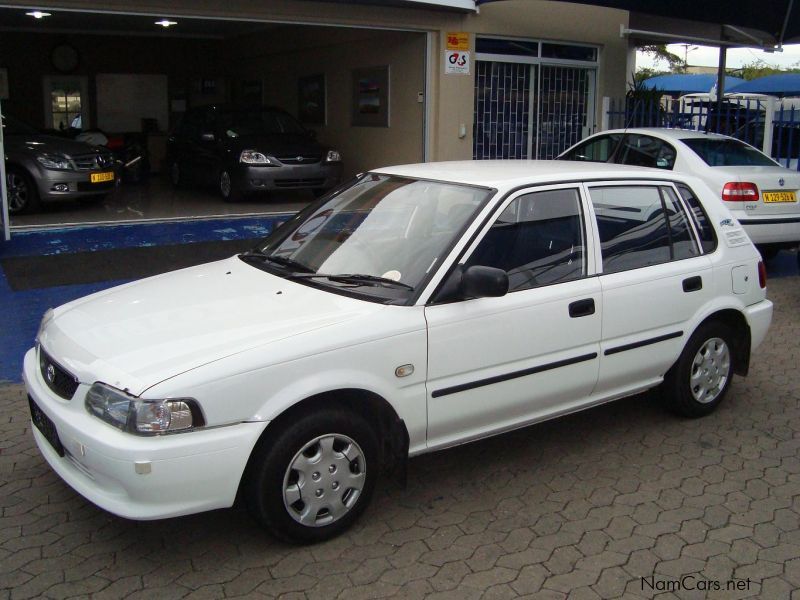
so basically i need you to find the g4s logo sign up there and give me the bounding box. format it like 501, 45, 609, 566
445, 50, 470, 75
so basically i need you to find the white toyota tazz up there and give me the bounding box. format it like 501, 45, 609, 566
25, 161, 772, 543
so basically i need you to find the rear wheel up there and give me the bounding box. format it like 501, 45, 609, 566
663, 321, 734, 418
245, 408, 379, 543
6, 167, 41, 215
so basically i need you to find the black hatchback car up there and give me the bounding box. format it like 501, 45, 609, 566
166, 106, 343, 201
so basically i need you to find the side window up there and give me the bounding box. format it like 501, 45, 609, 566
618, 134, 676, 169
561, 134, 623, 162
589, 186, 671, 274
676, 184, 717, 254
659, 187, 701, 260
467, 188, 586, 292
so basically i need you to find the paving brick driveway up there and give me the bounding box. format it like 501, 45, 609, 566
2, 276, 799, 600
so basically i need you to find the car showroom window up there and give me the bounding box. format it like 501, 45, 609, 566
617, 134, 676, 169
466, 188, 586, 292
560, 134, 623, 162
674, 184, 717, 254
589, 185, 698, 275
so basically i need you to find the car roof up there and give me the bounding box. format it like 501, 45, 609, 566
372, 159, 689, 190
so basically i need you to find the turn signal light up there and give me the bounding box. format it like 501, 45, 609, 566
722, 182, 759, 202
758, 261, 767, 289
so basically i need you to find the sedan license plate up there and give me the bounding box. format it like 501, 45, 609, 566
90, 171, 114, 183
28, 396, 65, 456
762, 191, 797, 203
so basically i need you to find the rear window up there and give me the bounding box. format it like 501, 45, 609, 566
681, 138, 776, 167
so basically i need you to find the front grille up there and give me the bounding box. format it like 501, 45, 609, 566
274, 178, 325, 188
39, 348, 79, 400
72, 153, 115, 171
277, 155, 321, 165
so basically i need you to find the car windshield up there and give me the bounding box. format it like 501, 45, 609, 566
219, 109, 307, 138
245, 174, 493, 303
681, 137, 777, 167
1, 114, 38, 135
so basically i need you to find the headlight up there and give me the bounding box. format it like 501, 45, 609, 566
240, 150, 273, 165
37, 308, 54, 341
36, 153, 74, 170
85, 383, 204, 435
325, 150, 342, 163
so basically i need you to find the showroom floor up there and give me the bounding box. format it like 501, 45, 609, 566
9, 176, 313, 229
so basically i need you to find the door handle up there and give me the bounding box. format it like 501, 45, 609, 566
682, 276, 703, 293
569, 298, 595, 318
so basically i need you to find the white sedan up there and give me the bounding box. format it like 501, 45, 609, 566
558, 127, 800, 257
25, 161, 772, 543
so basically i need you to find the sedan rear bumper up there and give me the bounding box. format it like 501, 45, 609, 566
736, 216, 800, 245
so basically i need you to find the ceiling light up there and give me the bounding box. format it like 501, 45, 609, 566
26, 11, 51, 19
155, 19, 177, 28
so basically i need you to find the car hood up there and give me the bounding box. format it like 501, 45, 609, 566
224, 134, 325, 157
39, 256, 382, 396
5, 132, 106, 156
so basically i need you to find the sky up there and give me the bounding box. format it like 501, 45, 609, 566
636, 44, 800, 71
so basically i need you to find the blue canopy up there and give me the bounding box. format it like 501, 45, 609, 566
642, 74, 746, 95
730, 74, 800, 96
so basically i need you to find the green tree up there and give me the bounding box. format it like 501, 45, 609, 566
638, 44, 684, 71
736, 59, 800, 80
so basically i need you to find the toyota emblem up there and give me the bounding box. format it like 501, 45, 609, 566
779, 178, 786, 187
46, 363, 56, 383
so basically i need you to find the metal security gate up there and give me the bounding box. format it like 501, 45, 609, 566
473, 38, 597, 161
536, 65, 593, 159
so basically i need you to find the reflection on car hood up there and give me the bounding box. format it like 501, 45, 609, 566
5, 133, 107, 156
39, 256, 380, 395
225, 133, 325, 158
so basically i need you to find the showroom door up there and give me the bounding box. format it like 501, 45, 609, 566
473, 54, 596, 160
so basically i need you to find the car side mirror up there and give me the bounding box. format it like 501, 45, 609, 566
200, 132, 215, 142
460, 265, 509, 299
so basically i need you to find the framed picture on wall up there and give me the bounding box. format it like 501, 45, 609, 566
352, 66, 389, 127
298, 74, 326, 125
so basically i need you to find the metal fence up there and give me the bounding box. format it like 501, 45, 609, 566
601, 96, 800, 170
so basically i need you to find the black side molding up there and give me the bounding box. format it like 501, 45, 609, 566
605, 331, 683, 356
431, 352, 598, 399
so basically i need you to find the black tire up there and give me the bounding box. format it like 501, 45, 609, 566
219, 169, 242, 202
6, 166, 41, 215
244, 408, 379, 544
662, 321, 735, 418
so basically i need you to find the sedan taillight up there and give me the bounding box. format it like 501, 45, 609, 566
758, 261, 767, 289
722, 182, 759, 202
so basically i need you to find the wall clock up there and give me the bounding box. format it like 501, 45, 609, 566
51, 44, 79, 73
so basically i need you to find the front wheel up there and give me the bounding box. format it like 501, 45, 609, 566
662, 322, 734, 418
244, 408, 379, 543
6, 167, 41, 214
219, 169, 242, 202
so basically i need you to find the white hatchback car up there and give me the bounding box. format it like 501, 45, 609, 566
25, 161, 772, 543
558, 127, 800, 257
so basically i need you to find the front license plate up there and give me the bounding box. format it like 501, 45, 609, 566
28, 396, 65, 456
762, 191, 797, 203
90, 171, 114, 183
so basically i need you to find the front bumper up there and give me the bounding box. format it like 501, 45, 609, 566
23, 347, 268, 520
34, 166, 119, 201
235, 161, 342, 192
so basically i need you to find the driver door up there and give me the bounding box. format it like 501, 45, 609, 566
424, 185, 602, 450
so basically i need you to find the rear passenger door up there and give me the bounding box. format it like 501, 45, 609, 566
586, 182, 713, 398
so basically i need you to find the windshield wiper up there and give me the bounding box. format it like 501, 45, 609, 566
239, 251, 313, 273
290, 272, 415, 291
